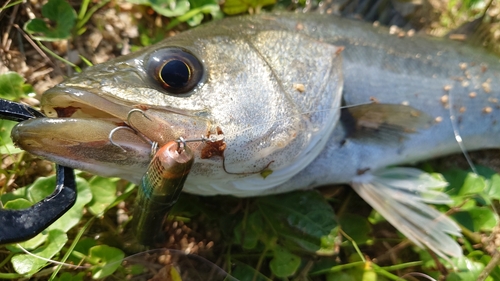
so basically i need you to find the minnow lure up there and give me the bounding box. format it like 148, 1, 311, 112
132, 140, 194, 245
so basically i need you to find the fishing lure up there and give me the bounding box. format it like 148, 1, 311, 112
108, 109, 201, 245
131, 139, 195, 245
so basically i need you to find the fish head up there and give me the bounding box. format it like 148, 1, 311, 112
13, 18, 344, 196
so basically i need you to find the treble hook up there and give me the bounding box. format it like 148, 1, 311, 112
108, 126, 136, 153
112, 108, 226, 158
127, 108, 152, 123
108, 110, 158, 157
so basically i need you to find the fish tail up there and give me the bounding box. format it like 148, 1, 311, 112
351, 167, 462, 258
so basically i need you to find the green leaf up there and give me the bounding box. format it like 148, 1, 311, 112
443, 166, 500, 206
11, 229, 67, 275
446, 256, 484, 281
126, 264, 147, 276
53, 272, 85, 281
256, 191, 338, 253
67, 238, 98, 264
149, 0, 190, 17
124, 0, 150, 4
325, 262, 365, 281
485, 172, 500, 199
87, 176, 118, 215
443, 167, 488, 197
165, 0, 222, 29
74, 238, 98, 255
222, 0, 276, 15
260, 168, 273, 179
0, 119, 22, 154
452, 206, 497, 232
24, 0, 76, 41
3, 198, 32, 209
232, 262, 272, 281
88, 245, 125, 279
269, 245, 300, 277
0, 72, 33, 100
25, 175, 58, 202
443, 168, 487, 206
462, 0, 486, 9
461, 173, 486, 195
1, 182, 33, 204
234, 212, 264, 249
339, 214, 372, 246
443, 169, 469, 195
473, 166, 500, 201
187, 0, 221, 25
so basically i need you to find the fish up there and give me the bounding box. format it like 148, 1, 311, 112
9, 12, 500, 259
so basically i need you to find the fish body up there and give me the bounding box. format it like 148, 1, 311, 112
11, 12, 500, 257
233, 13, 500, 194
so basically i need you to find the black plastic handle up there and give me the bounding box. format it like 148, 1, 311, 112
0, 98, 77, 244
0, 99, 44, 122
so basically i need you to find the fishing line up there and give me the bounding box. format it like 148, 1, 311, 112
111, 101, 374, 150
401, 272, 437, 281
221, 101, 374, 137
105, 100, 375, 176
445, 91, 499, 263
17, 244, 89, 269
121, 248, 238, 281
448, 88, 500, 227
448, 89, 500, 227
17, 244, 237, 280
447, 89, 477, 175
115, 102, 370, 145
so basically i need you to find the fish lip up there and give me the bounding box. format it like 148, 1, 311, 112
41, 84, 199, 121
41, 86, 136, 121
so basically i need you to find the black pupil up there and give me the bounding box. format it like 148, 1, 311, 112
160, 60, 190, 88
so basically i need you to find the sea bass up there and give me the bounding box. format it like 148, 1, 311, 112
10, 12, 500, 259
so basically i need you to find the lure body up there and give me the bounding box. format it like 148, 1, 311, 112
132, 141, 194, 245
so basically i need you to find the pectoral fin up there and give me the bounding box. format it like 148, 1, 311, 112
345, 103, 433, 141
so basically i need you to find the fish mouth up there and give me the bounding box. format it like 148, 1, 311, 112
11, 86, 210, 184
41, 85, 142, 121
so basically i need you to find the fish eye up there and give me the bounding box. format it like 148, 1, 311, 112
147, 48, 204, 95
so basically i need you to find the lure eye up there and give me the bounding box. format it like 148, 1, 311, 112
148, 48, 204, 95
